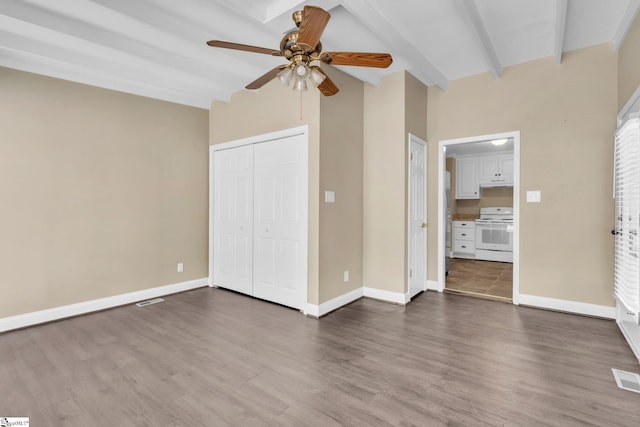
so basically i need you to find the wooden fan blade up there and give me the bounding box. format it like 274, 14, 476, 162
245, 66, 286, 90
297, 6, 330, 50
311, 66, 339, 96
321, 52, 393, 68
207, 40, 281, 56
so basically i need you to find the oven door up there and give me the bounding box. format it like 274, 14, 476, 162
475, 221, 513, 251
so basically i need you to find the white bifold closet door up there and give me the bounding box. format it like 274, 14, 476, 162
213, 145, 254, 295
252, 137, 306, 309
213, 133, 307, 310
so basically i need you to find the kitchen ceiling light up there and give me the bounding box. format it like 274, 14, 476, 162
491, 138, 508, 146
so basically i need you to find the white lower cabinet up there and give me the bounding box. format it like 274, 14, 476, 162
452, 221, 475, 258
212, 132, 308, 310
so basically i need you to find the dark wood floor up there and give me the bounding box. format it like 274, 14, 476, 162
446, 258, 513, 302
2, 288, 639, 426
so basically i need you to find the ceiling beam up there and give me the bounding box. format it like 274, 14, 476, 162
339, 0, 448, 90
613, 0, 640, 51
0, 46, 220, 108
554, 0, 568, 64
458, 0, 501, 78
0, 16, 229, 101
0, 0, 254, 88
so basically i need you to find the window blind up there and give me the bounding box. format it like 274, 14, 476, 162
614, 115, 640, 320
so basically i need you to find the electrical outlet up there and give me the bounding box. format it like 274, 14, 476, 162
177, 262, 184, 272
344, 270, 349, 282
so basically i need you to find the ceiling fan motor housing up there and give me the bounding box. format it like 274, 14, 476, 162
281, 31, 322, 60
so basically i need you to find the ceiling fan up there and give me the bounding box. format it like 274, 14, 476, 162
206, 5, 393, 96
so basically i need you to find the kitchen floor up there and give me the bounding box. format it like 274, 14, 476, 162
445, 258, 512, 302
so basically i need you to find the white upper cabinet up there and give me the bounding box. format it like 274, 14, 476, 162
454, 152, 513, 199
455, 157, 480, 199
478, 154, 514, 186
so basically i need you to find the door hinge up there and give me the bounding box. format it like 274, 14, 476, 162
409, 269, 413, 278
410, 153, 414, 161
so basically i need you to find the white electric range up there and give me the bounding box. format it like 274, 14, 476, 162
475, 207, 514, 263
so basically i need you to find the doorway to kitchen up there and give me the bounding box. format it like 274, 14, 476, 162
437, 131, 520, 304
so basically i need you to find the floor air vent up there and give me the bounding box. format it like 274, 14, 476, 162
135, 297, 165, 307
612, 368, 640, 393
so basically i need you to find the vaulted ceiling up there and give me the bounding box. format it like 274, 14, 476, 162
1, 0, 638, 109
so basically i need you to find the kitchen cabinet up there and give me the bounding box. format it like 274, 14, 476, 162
455, 158, 479, 199
478, 154, 514, 186
452, 221, 475, 258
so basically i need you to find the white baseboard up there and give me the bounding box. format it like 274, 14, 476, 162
0, 277, 208, 333
617, 320, 640, 363
614, 298, 640, 363
518, 294, 615, 319
426, 280, 441, 291
363, 287, 409, 305
305, 287, 364, 317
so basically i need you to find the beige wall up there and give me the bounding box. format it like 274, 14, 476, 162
210, 78, 321, 304
0, 68, 209, 318
428, 44, 618, 306
618, 12, 640, 110
210, 68, 366, 306
455, 187, 514, 216
213, 68, 425, 302
363, 72, 407, 293
405, 72, 429, 139
318, 67, 365, 303
363, 71, 428, 294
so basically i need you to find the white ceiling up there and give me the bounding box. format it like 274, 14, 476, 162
446, 138, 514, 156
1, 0, 638, 109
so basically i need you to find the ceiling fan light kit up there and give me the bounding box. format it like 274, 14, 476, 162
293, 78, 308, 92
308, 67, 326, 87
206, 5, 392, 96
277, 67, 294, 85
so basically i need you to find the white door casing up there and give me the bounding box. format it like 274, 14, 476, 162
408, 134, 428, 299
437, 131, 520, 303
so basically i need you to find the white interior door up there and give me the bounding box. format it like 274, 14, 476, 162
252, 134, 307, 309
213, 145, 253, 295
409, 135, 428, 298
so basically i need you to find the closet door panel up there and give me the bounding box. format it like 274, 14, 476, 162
213, 145, 253, 295
253, 135, 307, 309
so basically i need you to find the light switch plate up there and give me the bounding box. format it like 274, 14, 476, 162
526, 190, 541, 203
325, 191, 335, 203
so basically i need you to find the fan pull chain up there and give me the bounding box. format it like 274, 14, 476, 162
299, 89, 303, 121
